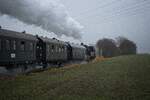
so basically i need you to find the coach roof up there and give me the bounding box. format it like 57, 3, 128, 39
0, 29, 37, 41
70, 43, 86, 49
39, 37, 67, 45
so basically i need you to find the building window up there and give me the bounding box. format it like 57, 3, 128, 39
6, 40, 11, 50
12, 40, 16, 50
20, 41, 25, 51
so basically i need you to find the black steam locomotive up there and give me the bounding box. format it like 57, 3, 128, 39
0, 28, 96, 70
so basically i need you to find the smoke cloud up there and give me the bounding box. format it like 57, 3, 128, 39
0, 0, 83, 39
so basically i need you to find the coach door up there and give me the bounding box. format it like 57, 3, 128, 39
36, 41, 44, 63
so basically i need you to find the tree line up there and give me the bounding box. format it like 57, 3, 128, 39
96, 37, 137, 57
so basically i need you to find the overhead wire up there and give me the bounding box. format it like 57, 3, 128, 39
76, 0, 122, 18
77, 0, 149, 19
96, 0, 150, 23
76, 0, 150, 24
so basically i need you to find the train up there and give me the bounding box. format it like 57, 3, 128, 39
0, 28, 96, 72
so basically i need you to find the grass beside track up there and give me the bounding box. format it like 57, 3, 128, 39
0, 54, 150, 100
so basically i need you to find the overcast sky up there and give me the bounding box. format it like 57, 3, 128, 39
0, 0, 150, 53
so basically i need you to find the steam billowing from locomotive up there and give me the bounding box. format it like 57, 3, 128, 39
0, 0, 83, 39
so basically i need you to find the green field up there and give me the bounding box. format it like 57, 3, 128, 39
0, 54, 150, 100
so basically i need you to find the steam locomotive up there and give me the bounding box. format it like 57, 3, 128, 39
0, 28, 96, 71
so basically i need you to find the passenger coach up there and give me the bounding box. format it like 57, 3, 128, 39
0, 29, 37, 68
0, 28, 96, 72
36, 36, 68, 67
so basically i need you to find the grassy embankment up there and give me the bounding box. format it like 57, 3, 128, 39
0, 54, 150, 100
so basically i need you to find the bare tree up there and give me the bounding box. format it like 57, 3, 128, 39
96, 38, 119, 57
117, 37, 137, 55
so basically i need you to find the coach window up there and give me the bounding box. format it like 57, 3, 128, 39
12, 40, 16, 50
29, 42, 33, 51
59, 47, 61, 52
57, 46, 59, 52
62, 47, 63, 52
64, 46, 67, 51
56, 46, 58, 52
47, 45, 50, 53
51, 45, 54, 52
20, 41, 25, 51
58, 46, 61, 52
6, 40, 11, 50
47, 45, 49, 53
55, 46, 58, 52
63, 46, 65, 52
0, 39, 1, 51
61, 46, 64, 52
48, 45, 51, 53
49, 45, 51, 52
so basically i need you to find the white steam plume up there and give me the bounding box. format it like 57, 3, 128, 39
0, 0, 83, 39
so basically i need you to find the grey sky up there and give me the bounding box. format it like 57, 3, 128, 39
0, 0, 150, 53
61, 0, 150, 53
